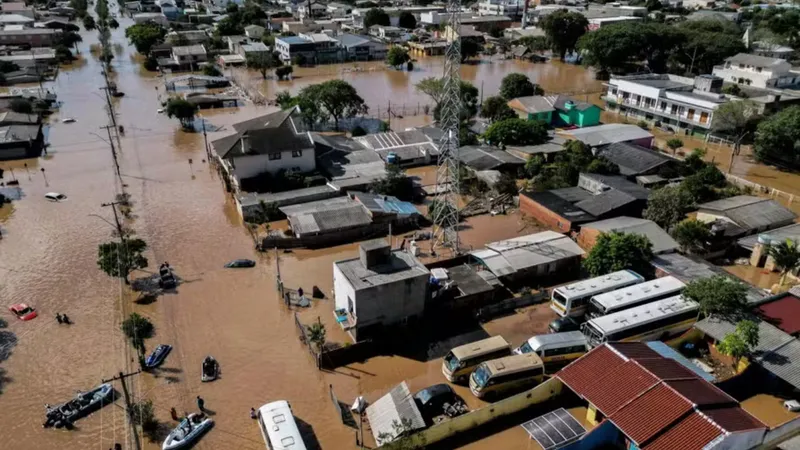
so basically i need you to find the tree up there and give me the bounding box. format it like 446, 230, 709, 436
461, 39, 482, 61
672, 219, 711, 253
298, 80, 367, 131
352, 126, 367, 137
9, 99, 32, 114
130, 399, 160, 440
275, 65, 293, 80
499, 73, 542, 100
483, 118, 548, 146
364, 8, 390, 28
370, 164, 415, 200
754, 105, 800, 169
97, 238, 149, 283
82, 15, 95, 30
516, 35, 549, 53
307, 321, 326, 353
718, 320, 759, 368
386, 46, 410, 69
54, 45, 75, 63
540, 10, 588, 60
56, 31, 82, 48
165, 98, 198, 130
398, 11, 416, 29
583, 232, 654, 277
125, 23, 166, 54
683, 276, 749, 319
203, 64, 222, 77
109, 18, 119, 29
247, 52, 276, 79
643, 185, 694, 230
673, 20, 746, 75
121, 312, 154, 355
480, 96, 517, 122
495, 172, 518, 197
713, 100, 760, 173
666, 138, 683, 156
416, 77, 446, 107
216, 16, 245, 36
246, 200, 279, 225
768, 239, 800, 286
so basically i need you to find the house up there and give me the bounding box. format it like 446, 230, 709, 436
0, 28, 59, 47
211, 107, 315, 186
457, 145, 525, 172
597, 142, 674, 177
133, 12, 168, 26
334, 33, 387, 61
47, 6, 76, 18
333, 240, 430, 341
505, 135, 568, 161
170, 44, 207, 68
0, 47, 56, 68
274, 33, 340, 64
508, 95, 601, 128
353, 128, 439, 167
0, 14, 33, 26
313, 133, 389, 191
469, 231, 585, 282
444, 25, 485, 43
557, 342, 767, 448
478, 0, 524, 18
0, 123, 44, 160
695, 195, 797, 237
368, 24, 405, 42
165, 30, 209, 45
713, 53, 800, 89
520, 173, 651, 233
587, 16, 642, 30
577, 216, 679, 254
242, 24, 265, 42
751, 41, 794, 60
420, 11, 512, 31
739, 223, 800, 274
503, 26, 546, 41
605, 73, 734, 136
1, 2, 35, 19
238, 41, 269, 58
326, 2, 353, 18
225, 35, 248, 54
366, 382, 426, 446
560, 123, 655, 148
0, 111, 38, 126
296, 1, 327, 19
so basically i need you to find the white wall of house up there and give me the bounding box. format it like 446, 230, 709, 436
354, 275, 428, 329
333, 263, 357, 313
707, 429, 766, 450
606, 81, 718, 128
229, 148, 315, 179
478, 0, 521, 17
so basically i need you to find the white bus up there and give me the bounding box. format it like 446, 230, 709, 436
581, 295, 700, 347
257, 401, 307, 450
550, 270, 645, 318
514, 331, 588, 370
586, 276, 686, 319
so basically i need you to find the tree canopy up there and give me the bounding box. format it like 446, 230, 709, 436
398, 11, 416, 29
370, 164, 414, 200
364, 8, 390, 28
480, 96, 517, 122
516, 36, 549, 53
121, 312, 154, 354
483, 118, 548, 146
461, 39, 482, 61
683, 275, 749, 319
718, 320, 760, 365
298, 80, 368, 131
247, 52, 278, 79
165, 98, 198, 129
713, 100, 760, 163
672, 218, 711, 253
643, 185, 694, 230
97, 238, 149, 283
583, 232, 654, 277
540, 10, 588, 60
386, 46, 410, 68
125, 22, 166, 54
768, 239, 800, 285
499, 73, 543, 100
754, 105, 800, 169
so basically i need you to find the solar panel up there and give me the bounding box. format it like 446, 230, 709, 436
521, 408, 587, 450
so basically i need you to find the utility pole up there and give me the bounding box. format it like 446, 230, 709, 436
102, 124, 123, 184
102, 370, 143, 450
101, 201, 125, 242
201, 116, 210, 160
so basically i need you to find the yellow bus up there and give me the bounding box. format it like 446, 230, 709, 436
442, 335, 511, 384
469, 353, 545, 399
514, 331, 588, 371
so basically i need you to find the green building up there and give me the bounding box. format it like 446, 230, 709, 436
508, 95, 601, 128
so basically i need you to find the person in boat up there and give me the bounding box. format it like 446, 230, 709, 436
170, 407, 179, 421
250, 407, 257, 419
196, 395, 205, 412
62, 314, 71, 325
56, 313, 62, 324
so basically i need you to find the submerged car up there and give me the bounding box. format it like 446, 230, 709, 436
413, 384, 467, 425
225, 259, 256, 268
9, 303, 38, 321
45, 192, 67, 202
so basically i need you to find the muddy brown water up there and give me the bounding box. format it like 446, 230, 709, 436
0, 13, 659, 450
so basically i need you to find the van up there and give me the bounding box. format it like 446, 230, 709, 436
515, 331, 587, 371
469, 353, 545, 399
442, 335, 511, 383
256, 401, 307, 450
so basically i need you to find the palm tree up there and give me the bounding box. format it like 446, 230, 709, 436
307, 321, 326, 354
769, 239, 800, 286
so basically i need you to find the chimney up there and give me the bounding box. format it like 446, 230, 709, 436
359, 240, 391, 269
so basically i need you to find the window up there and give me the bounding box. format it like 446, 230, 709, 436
268, 153, 282, 160
292, 150, 303, 158
757, 67, 762, 73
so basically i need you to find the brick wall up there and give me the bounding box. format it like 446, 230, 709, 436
519, 194, 572, 233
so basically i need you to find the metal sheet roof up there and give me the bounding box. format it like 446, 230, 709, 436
646, 341, 716, 382
366, 381, 426, 446
757, 339, 800, 391
738, 223, 800, 250
470, 231, 585, 277
563, 124, 653, 147
695, 317, 794, 355
599, 142, 671, 176
698, 195, 796, 232
583, 217, 679, 255
758, 294, 800, 336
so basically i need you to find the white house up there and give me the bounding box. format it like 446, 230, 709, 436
297, 1, 327, 19
478, 0, 524, 18
712, 53, 800, 89
211, 107, 316, 183
171, 44, 207, 66
133, 12, 168, 26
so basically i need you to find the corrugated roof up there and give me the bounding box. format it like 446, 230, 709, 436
550, 186, 593, 203
290, 204, 371, 235
704, 406, 765, 432
508, 96, 555, 114
758, 295, 800, 336
599, 142, 671, 176
610, 383, 693, 444
757, 339, 800, 391
583, 217, 679, 254
645, 341, 716, 382
727, 52, 787, 67
698, 195, 797, 232
458, 145, 524, 171
695, 316, 794, 355
642, 412, 722, 450
563, 124, 653, 147
667, 379, 736, 407
636, 358, 700, 382
521, 191, 596, 223
558, 345, 626, 394
366, 381, 426, 445
738, 223, 800, 250
470, 231, 585, 278
578, 360, 659, 415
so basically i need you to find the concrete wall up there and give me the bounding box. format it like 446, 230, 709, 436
760, 415, 800, 448
519, 194, 574, 233
382, 377, 565, 449
333, 263, 356, 313
230, 147, 315, 179
356, 272, 429, 330
711, 429, 766, 450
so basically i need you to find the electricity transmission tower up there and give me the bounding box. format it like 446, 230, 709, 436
431, 0, 462, 255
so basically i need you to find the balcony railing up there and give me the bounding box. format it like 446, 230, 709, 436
602, 95, 711, 127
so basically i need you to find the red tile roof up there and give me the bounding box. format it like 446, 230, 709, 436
704, 406, 766, 432
636, 357, 700, 381
758, 295, 800, 335
610, 342, 661, 360
558, 345, 625, 394
643, 412, 722, 450
610, 384, 693, 444
667, 379, 736, 407
579, 360, 659, 415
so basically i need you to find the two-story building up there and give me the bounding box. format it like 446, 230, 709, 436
368, 24, 406, 42
478, 0, 524, 18
334, 33, 388, 61
274, 33, 340, 64
296, 1, 328, 19
712, 53, 800, 89
171, 44, 207, 69
604, 73, 732, 136
0, 28, 59, 47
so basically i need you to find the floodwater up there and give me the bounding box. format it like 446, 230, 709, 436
0, 9, 608, 450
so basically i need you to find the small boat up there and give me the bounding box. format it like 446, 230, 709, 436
162, 413, 213, 450
158, 265, 177, 289
224, 259, 255, 268
44, 383, 113, 428
145, 344, 172, 369
61, 117, 76, 123
201, 356, 219, 382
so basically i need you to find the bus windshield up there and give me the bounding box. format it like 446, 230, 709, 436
552, 291, 567, 308
472, 365, 490, 388
518, 341, 534, 354
443, 352, 460, 371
